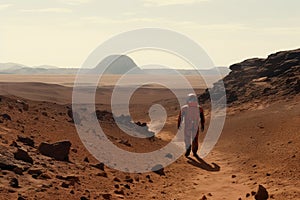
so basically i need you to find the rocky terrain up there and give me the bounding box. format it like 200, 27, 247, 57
199, 48, 300, 112
0, 48, 299, 200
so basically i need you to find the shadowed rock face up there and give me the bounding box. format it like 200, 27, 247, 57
38, 141, 71, 161
199, 48, 300, 106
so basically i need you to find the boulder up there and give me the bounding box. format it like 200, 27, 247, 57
14, 148, 33, 164
255, 185, 269, 200
38, 140, 71, 161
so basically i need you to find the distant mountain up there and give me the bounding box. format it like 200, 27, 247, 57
143, 67, 230, 76
93, 55, 143, 74
0, 58, 230, 76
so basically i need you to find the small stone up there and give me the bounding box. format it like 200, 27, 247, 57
113, 177, 121, 182
102, 193, 112, 199
114, 189, 125, 195
83, 157, 89, 163
10, 178, 19, 188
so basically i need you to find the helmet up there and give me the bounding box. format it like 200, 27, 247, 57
187, 93, 197, 103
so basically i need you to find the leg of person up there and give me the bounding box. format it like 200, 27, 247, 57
184, 129, 191, 157
192, 129, 199, 156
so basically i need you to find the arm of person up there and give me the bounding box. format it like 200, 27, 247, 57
200, 107, 205, 131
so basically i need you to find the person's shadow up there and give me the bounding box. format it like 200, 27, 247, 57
187, 154, 220, 172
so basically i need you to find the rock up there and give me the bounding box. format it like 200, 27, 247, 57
165, 153, 173, 159
83, 157, 89, 163
151, 164, 165, 176
114, 189, 125, 195
28, 169, 43, 177
135, 121, 147, 127
9, 178, 19, 188
199, 48, 300, 106
16, 100, 29, 111
246, 193, 250, 197
125, 176, 134, 183
113, 177, 121, 182
1, 114, 12, 121
56, 175, 80, 186
90, 162, 105, 171
102, 193, 112, 200
61, 182, 69, 188
80, 196, 88, 200
38, 140, 71, 161
255, 185, 269, 200
67, 109, 81, 124
0, 146, 30, 172
200, 195, 207, 200
17, 136, 35, 147
14, 148, 33, 164
232, 175, 237, 178
96, 172, 108, 178
13, 167, 23, 175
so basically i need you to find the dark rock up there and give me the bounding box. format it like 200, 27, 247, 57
96, 172, 107, 178
28, 169, 43, 177
165, 153, 173, 159
83, 157, 89, 163
38, 140, 71, 161
9, 178, 19, 188
151, 164, 165, 176
102, 193, 112, 199
200, 195, 207, 200
80, 196, 88, 200
0, 146, 30, 172
113, 177, 121, 182
114, 189, 125, 195
61, 182, 69, 188
90, 162, 105, 171
17, 136, 35, 147
255, 185, 269, 200
135, 121, 147, 127
14, 148, 33, 164
1, 114, 12, 121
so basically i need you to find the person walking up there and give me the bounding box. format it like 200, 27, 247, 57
177, 93, 205, 157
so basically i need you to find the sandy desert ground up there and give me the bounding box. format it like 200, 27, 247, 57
0, 73, 299, 200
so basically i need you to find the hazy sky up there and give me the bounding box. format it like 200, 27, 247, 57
0, 0, 299, 68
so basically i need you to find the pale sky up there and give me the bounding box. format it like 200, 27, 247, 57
0, 0, 300, 68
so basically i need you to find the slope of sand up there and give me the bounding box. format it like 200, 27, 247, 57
0, 81, 299, 200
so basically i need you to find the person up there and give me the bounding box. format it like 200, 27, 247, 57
177, 93, 205, 157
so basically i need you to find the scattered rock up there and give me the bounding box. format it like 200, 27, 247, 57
1, 113, 12, 121
102, 193, 112, 199
114, 189, 125, 195
14, 148, 33, 164
96, 172, 107, 178
255, 185, 269, 200
113, 177, 121, 182
200, 195, 207, 200
17, 136, 35, 147
38, 140, 71, 161
165, 153, 173, 159
28, 169, 43, 177
9, 178, 19, 188
151, 164, 165, 176
135, 121, 147, 127
232, 175, 236, 178
83, 157, 89, 163
90, 162, 105, 171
